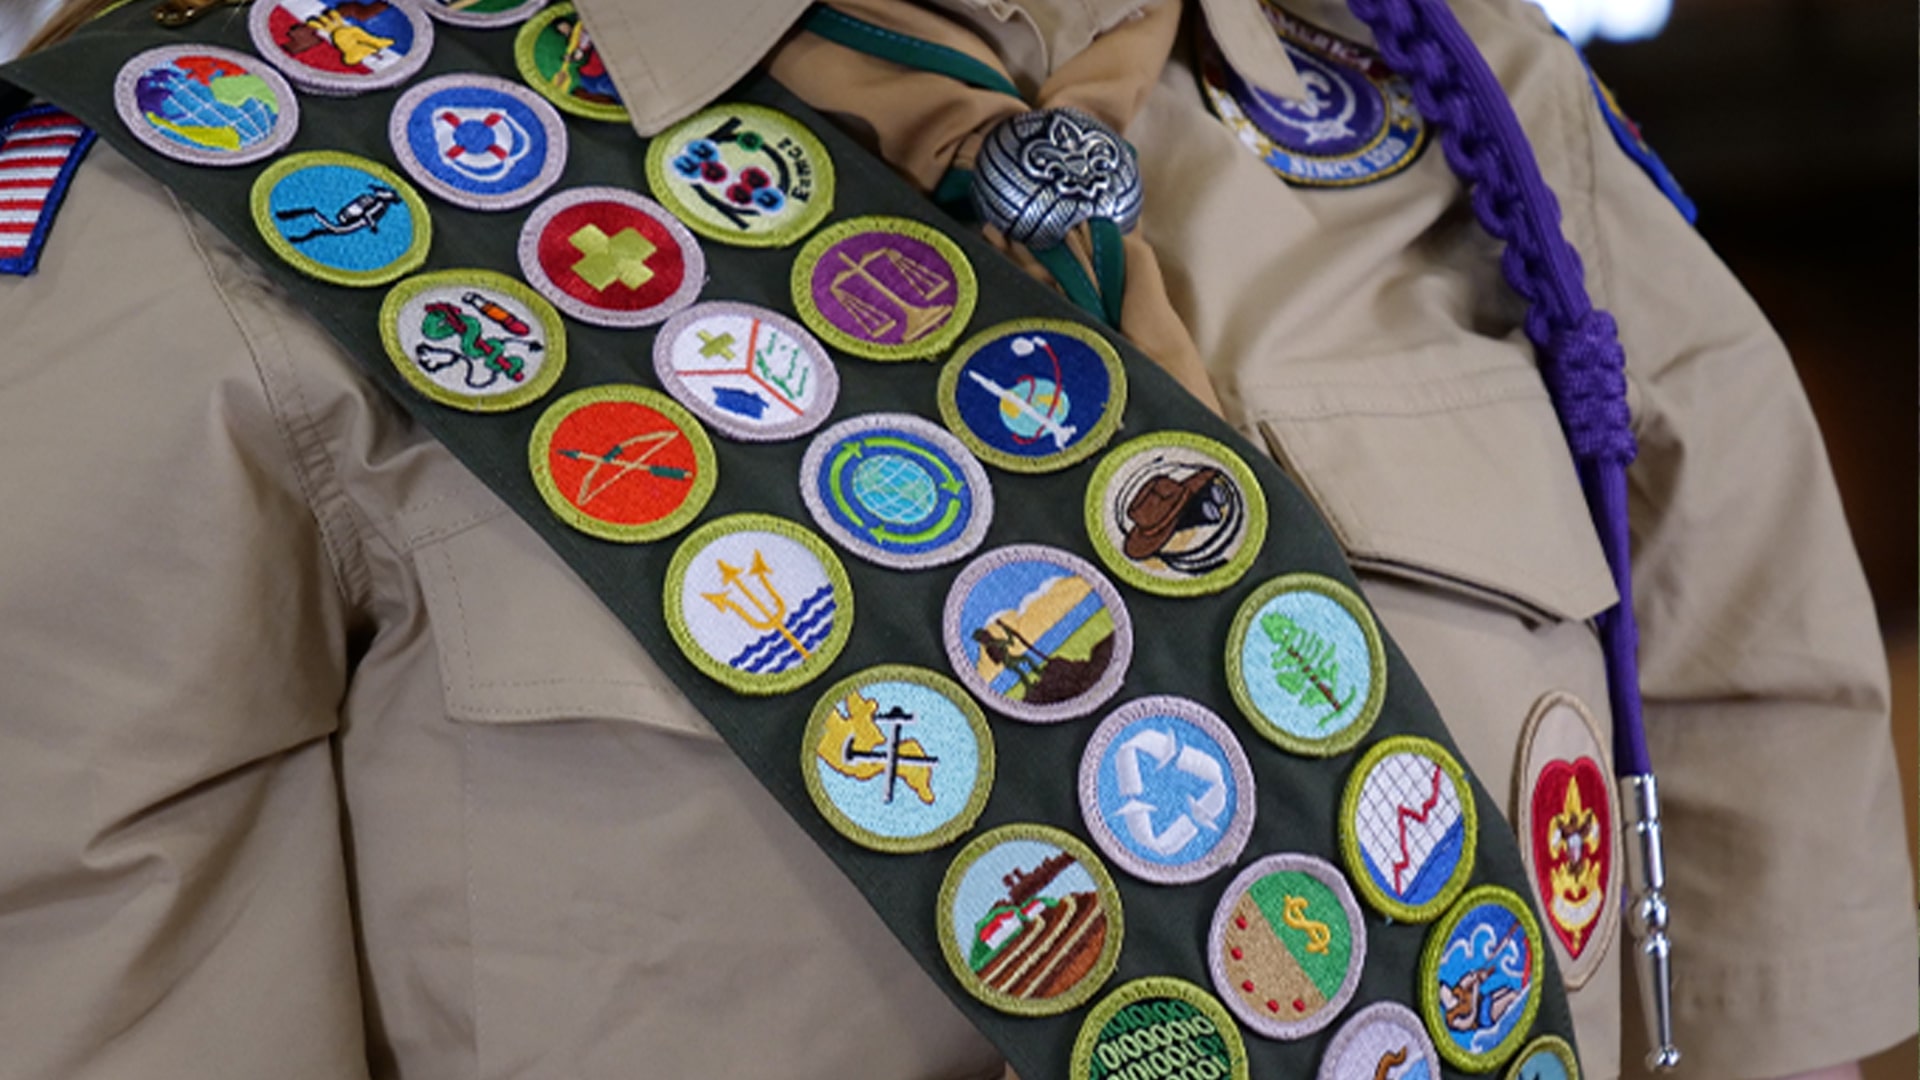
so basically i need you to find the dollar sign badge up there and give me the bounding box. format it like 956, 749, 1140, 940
1283, 893, 1332, 954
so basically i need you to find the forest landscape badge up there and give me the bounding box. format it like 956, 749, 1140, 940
418, 0, 545, 29
1072, 978, 1249, 1080
253, 151, 430, 287
938, 823, 1124, 1016
1085, 431, 1267, 597
249, 0, 433, 97
1420, 887, 1544, 1072
380, 269, 564, 412
1339, 736, 1478, 923
1208, 852, 1366, 1040
1078, 696, 1255, 884
791, 215, 976, 361
647, 103, 835, 248
802, 665, 994, 854
1514, 691, 1619, 989
389, 74, 567, 212
529, 385, 717, 543
1318, 1002, 1443, 1080
799, 413, 993, 571
114, 45, 299, 167
518, 187, 704, 328
938, 318, 1126, 474
1226, 573, 1385, 756
514, 3, 628, 122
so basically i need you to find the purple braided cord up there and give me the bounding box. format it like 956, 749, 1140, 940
1346, 0, 1650, 775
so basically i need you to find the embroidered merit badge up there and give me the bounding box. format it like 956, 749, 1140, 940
0, 107, 94, 277
249, 0, 432, 97
529, 385, 717, 543
1514, 692, 1618, 990
1505, 1035, 1579, 1080
519, 187, 705, 327
380, 269, 565, 412
389, 74, 567, 212
939, 318, 1126, 474
1318, 1002, 1443, 1080
664, 514, 853, 695
1226, 574, 1385, 756
418, 0, 544, 29
1197, 3, 1427, 188
646, 103, 835, 248
1208, 853, 1366, 1040
514, 4, 628, 123
802, 665, 994, 854
1420, 886, 1544, 1072
113, 46, 296, 168
943, 544, 1133, 723
800, 414, 993, 571
791, 215, 977, 362
1340, 736, 1477, 923
938, 823, 1124, 1016
254, 152, 431, 287
1072, 978, 1250, 1080
652, 302, 838, 442
1085, 432, 1267, 597
1078, 696, 1255, 884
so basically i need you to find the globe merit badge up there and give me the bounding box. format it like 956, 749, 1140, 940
1086, 432, 1267, 597
647, 103, 835, 248
792, 215, 977, 361
253, 151, 431, 287
940, 318, 1127, 474
514, 3, 627, 122
1340, 736, 1478, 922
1208, 853, 1365, 1040
1317, 1002, 1441, 1080
1078, 696, 1255, 884
114, 46, 298, 168
518, 187, 704, 328
1226, 573, 1385, 756
390, 74, 567, 212
529, 385, 717, 543
1420, 886, 1544, 1071
249, 0, 432, 97
800, 413, 994, 571
653, 301, 838, 443
1515, 692, 1618, 989
943, 545, 1133, 723
380, 269, 566, 413
1072, 978, 1250, 1080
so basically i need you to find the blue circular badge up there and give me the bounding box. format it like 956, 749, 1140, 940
800, 413, 993, 571
251, 151, 431, 287
938, 318, 1127, 474
1420, 887, 1544, 1072
1227, 574, 1386, 756
390, 74, 567, 212
1078, 696, 1255, 884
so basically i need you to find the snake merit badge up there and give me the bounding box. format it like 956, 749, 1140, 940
791, 215, 977, 362
249, 0, 432, 97
665, 514, 853, 696
652, 301, 837, 442
1085, 432, 1267, 597
380, 269, 564, 412
1208, 853, 1365, 1040
114, 46, 298, 167
529, 385, 717, 543
514, 4, 627, 122
418, 0, 544, 29
1318, 1002, 1443, 1080
1514, 692, 1618, 990
254, 151, 431, 287
943, 544, 1133, 723
1197, 2, 1426, 187
646, 103, 835, 248
1505, 1035, 1579, 1080
1078, 696, 1254, 884
1420, 886, 1544, 1072
1072, 978, 1249, 1080
799, 414, 993, 571
1340, 736, 1477, 923
389, 74, 567, 212
518, 187, 704, 328
938, 824, 1124, 1016
1226, 574, 1385, 756
802, 665, 994, 854
938, 318, 1126, 474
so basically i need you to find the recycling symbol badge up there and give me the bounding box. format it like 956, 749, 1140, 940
1340, 736, 1478, 922
1208, 853, 1365, 1040
1226, 573, 1385, 756
1078, 696, 1255, 884
1085, 431, 1268, 597
800, 413, 993, 570
379, 269, 565, 413
652, 301, 839, 443
647, 103, 835, 248
389, 74, 567, 212
519, 187, 704, 327
529, 385, 718, 543
114, 45, 300, 168
939, 318, 1127, 473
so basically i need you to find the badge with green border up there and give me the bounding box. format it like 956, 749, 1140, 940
802, 665, 994, 853
1208, 852, 1366, 1040
646, 103, 834, 248
1318, 1002, 1444, 1080
937, 318, 1126, 474
514, 3, 628, 123
1339, 736, 1478, 923
1420, 886, 1544, 1072
380, 269, 565, 413
529, 385, 717, 543
253, 151, 430, 287
1085, 431, 1266, 596
1226, 573, 1384, 756
419, 0, 546, 29
1505, 1035, 1580, 1080
1072, 977, 1249, 1080
791, 215, 976, 361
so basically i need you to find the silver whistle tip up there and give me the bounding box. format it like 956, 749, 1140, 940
1645, 1046, 1682, 1072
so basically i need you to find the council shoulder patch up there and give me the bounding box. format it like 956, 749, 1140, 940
799, 413, 993, 571
1505, 1035, 1579, 1080
942, 544, 1133, 723
114, 45, 297, 167
249, 0, 432, 97
1226, 573, 1385, 756
1208, 852, 1366, 1040
419, 0, 544, 29
1514, 691, 1618, 990
1340, 735, 1478, 923
664, 513, 853, 695
380, 269, 564, 411
1085, 431, 1267, 596
1420, 886, 1544, 1072
647, 103, 834, 248
1072, 978, 1249, 1080
519, 186, 705, 327
937, 318, 1127, 474
529, 385, 717, 543
514, 3, 628, 123
254, 151, 431, 287
938, 823, 1123, 1016
0, 106, 94, 277
802, 664, 994, 853
791, 215, 976, 361
1078, 695, 1254, 884
1318, 1002, 1443, 1080
389, 73, 567, 212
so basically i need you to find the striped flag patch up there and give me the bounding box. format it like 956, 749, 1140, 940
0, 105, 96, 277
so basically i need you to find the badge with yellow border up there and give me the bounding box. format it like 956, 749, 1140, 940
1504, 1035, 1580, 1080
380, 269, 565, 412
937, 318, 1127, 474
1514, 691, 1618, 990
1072, 978, 1249, 1080
1420, 886, 1544, 1072
791, 215, 977, 361
514, 3, 627, 122
1339, 736, 1478, 922
1226, 573, 1384, 756
1084, 431, 1267, 596
254, 151, 430, 287
529, 385, 717, 543
646, 103, 835, 248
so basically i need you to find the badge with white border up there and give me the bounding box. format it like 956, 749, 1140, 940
1226, 573, 1385, 756
249, 0, 433, 97
799, 413, 993, 571
114, 45, 299, 167
254, 152, 431, 287
518, 187, 705, 328
1514, 691, 1618, 990
529, 385, 717, 543
652, 301, 838, 443
1208, 852, 1366, 1040
389, 74, 567, 212
380, 269, 564, 412
1078, 696, 1254, 884
1196, 2, 1426, 187
802, 665, 994, 854
1318, 1002, 1443, 1080
664, 513, 853, 696
791, 215, 976, 362
938, 318, 1126, 474
514, 4, 628, 123
1421, 886, 1544, 1072
942, 544, 1132, 723
418, 0, 544, 29
1072, 978, 1249, 1080
1085, 431, 1267, 597
1505, 1035, 1579, 1080
938, 823, 1123, 1016
646, 103, 835, 248
1340, 735, 1477, 922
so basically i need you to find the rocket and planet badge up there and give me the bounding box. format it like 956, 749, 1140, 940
249, 0, 432, 97
1077, 696, 1255, 885
647, 103, 835, 248
939, 318, 1127, 474
529, 385, 717, 544
518, 187, 704, 328
799, 413, 994, 571
114, 45, 299, 167
389, 74, 567, 212
653, 301, 839, 443
1208, 852, 1366, 1040
253, 151, 431, 287
380, 268, 565, 413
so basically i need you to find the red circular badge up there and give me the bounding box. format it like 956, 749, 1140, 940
518, 187, 705, 327
529, 385, 717, 542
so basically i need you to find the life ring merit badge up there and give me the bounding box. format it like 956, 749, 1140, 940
652, 301, 839, 443
1078, 695, 1255, 885
1085, 431, 1267, 597
1420, 886, 1544, 1072
529, 385, 717, 544
799, 413, 994, 571
389, 73, 567, 212
1071, 978, 1250, 1080
647, 103, 835, 248
1208, 852, 1366, 1041
380, 269, 566, 413
254, 151, 430, 288
938, 318, 1127, 474
1339, 735, 1478, 923
792, 215, 977, 362
115, 45, 299, 168
1226, 573, 1385, 756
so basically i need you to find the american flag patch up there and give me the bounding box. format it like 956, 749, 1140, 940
0, 105, 96, 277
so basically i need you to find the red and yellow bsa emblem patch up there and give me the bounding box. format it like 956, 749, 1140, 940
1513, 691, 1619, 989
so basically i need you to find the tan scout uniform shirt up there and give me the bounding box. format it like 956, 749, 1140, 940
0, 0, 1913, 1077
